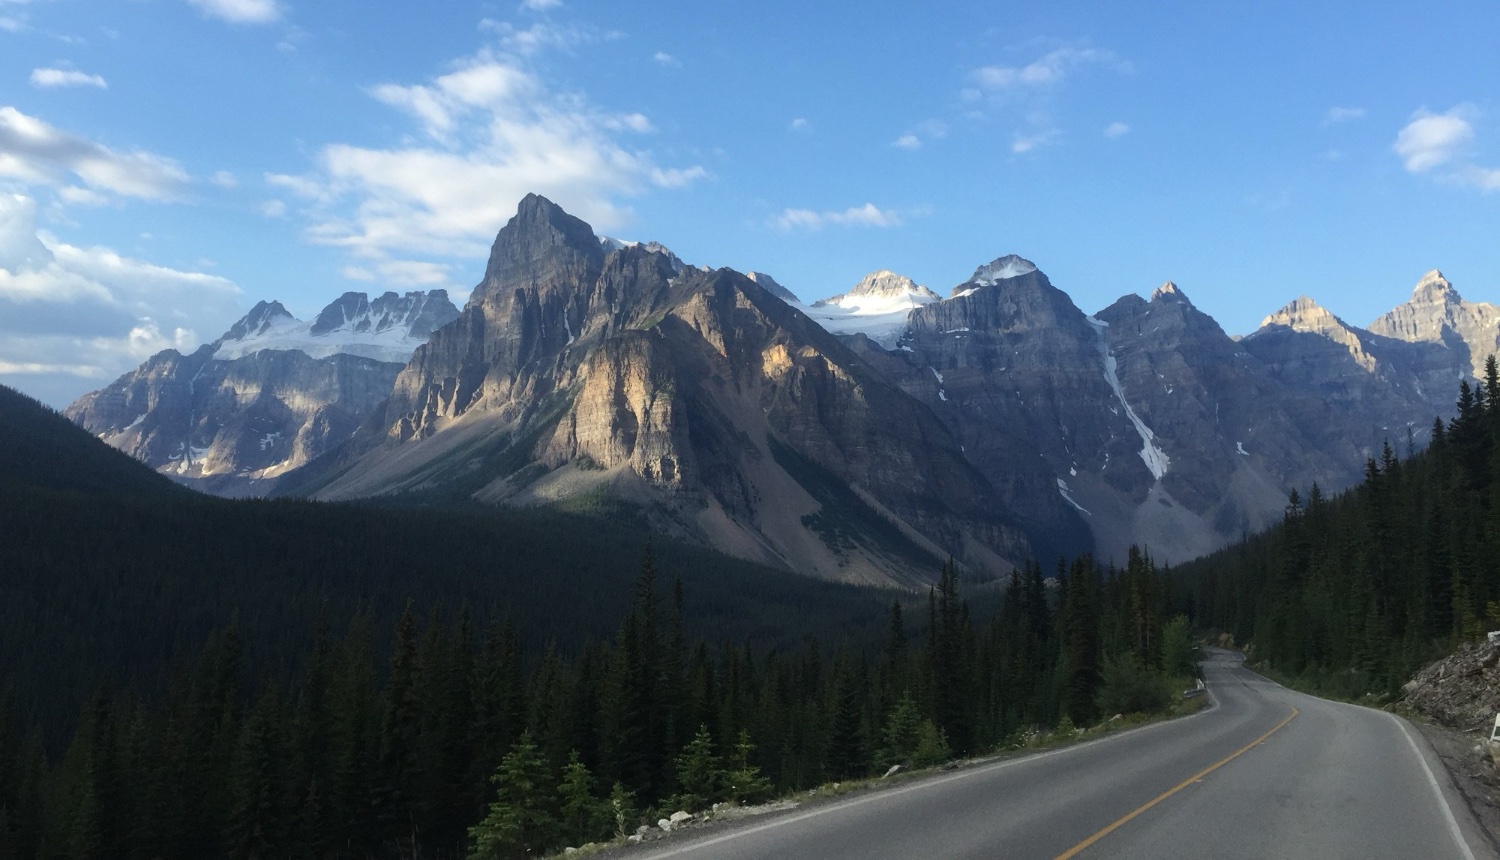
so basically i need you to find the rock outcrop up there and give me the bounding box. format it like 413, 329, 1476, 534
1404, 636, 1500, 731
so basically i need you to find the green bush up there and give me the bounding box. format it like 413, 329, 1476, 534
1095, 654, 1174, 716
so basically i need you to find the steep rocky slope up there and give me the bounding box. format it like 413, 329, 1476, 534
65, 291, 457, 495
283, 195, 1069, 584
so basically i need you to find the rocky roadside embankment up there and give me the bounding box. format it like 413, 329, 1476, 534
1402, 635, 1500, 850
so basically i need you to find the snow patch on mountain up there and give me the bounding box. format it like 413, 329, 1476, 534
796, 270, 940, 347
214, 290, 458, 364
966, 255, 1037, 287
1087, 315, 1170, 481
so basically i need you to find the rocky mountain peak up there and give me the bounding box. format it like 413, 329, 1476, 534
1260, 296, 1345, 335
1411, 269, 1459, 304
221, 300, 295, 343
1151, 281, 1190, 304
811, 271, 939, 310
476, 193, 606, 304
964, 255, 1038, 288
746, 271, 800, 303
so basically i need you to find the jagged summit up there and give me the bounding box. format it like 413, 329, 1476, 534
1411, 269, 1458, 303
815, 270, 940, 308
746, 271, 800, 303
477, 193, 606, 303
222, 300, 295, 343
1151, 281, 1190, 304
215, 290, 459, 363
1259, 296, 1340, 331
962, 255, 1038, 290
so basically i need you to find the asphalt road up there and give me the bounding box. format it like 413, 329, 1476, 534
628, 650, 1496, 859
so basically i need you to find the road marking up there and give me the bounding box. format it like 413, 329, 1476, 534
1388, 713, 1478, 860
1053, 705, 1298, 860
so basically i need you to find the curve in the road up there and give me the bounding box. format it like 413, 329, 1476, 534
625, 651, 1494, 860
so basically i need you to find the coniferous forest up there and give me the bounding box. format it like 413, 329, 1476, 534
12, 362, 1500, 856
1179, 356, 1500, 697
0, 386, 1209, 859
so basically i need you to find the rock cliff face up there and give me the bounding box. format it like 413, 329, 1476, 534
288, 195, 1054, 585
67, 190, 1496, 579
65, 290, 457, 495
810, 263, 1491, 565
1369, 270, 1500, 379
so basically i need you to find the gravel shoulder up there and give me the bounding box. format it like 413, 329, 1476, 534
1414, 718, 1500, 856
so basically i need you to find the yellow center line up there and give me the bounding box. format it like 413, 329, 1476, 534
1053, 705, 1300, 860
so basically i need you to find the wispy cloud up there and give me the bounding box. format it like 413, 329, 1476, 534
185, 0, 281, 25
968, 47, 1123, 97
1011, 128, 1059, 154
0, 106, 189, 202
892, 134, 921, 151
771, 203, 902, 231
520, 0, 562, 9
1323, 106, 1366, 125
478, 19, 600, 57
266, 47, 705, 281
789, 117, 809, 133
653, 51, 680, 68
1104, 121, 1130, 139
30, 68, 107, 89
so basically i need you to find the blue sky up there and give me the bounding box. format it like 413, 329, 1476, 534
0, 0, 1496, 406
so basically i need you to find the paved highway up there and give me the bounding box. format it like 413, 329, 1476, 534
628, 650, 1495, 859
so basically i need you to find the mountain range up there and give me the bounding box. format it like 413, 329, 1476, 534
64, 195, 1499, 582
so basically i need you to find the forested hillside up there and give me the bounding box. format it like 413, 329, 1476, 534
1, 381, 1199, 858
1179, 357, 1500, 695
0, 551, 1197, 859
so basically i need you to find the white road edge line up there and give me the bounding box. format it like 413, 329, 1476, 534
639, 696, 1219, 859
1389, 713, 1478, 860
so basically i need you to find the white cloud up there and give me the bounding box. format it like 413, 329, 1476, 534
1324, 106, 1366, 124
185, 0, 281, 24
479, 20, 596, 57
893, 120, 946, 151
771, 203, 902, 231
789, 117, 809, 132
0, 193, 242, 404
0, 106, 189, 201
970, 47, 1120, 95
378, 259, 452, 286
57, 186, 109, 207
210, 170, 237, 188
1392, 106, 1499, 193
1104, 121, 1130, 139
1012, 128, 1059, 153
892, 134, 921, 151
258, 199, 286, 217
0, 16, 23, 33
341, 265, 375, 281
520, 0, 562, 9
1394, 106, 1475, 172
30, 68, 108, 89
275, 50, 704, 264
653, 51, 680, 67
1465, 166, 1500, 191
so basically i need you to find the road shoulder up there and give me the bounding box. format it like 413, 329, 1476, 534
1415, 719, 1500, 857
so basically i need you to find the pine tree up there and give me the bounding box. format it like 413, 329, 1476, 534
556, 751, 605, 847
468, 731, 557, 860
724, 730, 773, 804
672, 724, 724, 811
877, 691, 922, 768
